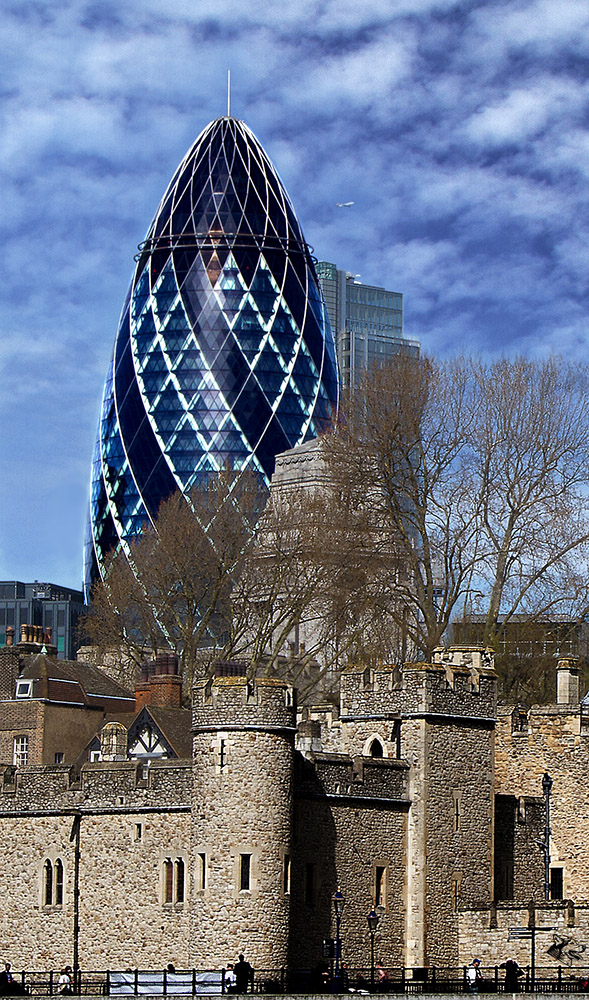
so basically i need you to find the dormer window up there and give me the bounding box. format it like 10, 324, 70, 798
15, 680, 32, 699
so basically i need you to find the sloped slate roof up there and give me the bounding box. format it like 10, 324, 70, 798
20, 654, 135, 707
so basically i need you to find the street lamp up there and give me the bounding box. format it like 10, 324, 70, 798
333, 889, 345, 989
367, 909, 380, 988
542, 772, 553, 900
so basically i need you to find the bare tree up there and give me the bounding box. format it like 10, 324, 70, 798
323, 354, 589, 662
473, 356, 589, 648
81, 469, 266, 685
81, 468, 375, 699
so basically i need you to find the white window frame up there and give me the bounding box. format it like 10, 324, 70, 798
13, 735, 29, 766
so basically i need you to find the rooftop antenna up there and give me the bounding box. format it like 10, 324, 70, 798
227, 69, 231, 117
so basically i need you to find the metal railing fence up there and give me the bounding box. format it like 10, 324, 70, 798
4, 965, 589, 996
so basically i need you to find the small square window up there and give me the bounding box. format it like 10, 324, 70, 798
15, 680, 32, 699
54, 752, 64, 764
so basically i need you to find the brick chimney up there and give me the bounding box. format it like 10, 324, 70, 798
135, 653, 182, 711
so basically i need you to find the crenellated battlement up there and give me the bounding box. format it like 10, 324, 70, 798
0, 759, 191, 814
295, 749, 410, 802
192, 673, 296, 732
340, 646, 497, 721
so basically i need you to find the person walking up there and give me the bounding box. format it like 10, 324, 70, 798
501, 959, 524, 992
57, 967, 72, 995
466, 959, 482, 994
224, 964, 237, 994
233, 956, 253, 994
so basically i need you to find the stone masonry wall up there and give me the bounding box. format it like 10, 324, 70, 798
494, 794, 544, 901
422, 719, 495, 967
0, 760, 192, 969
291, 748, 408, 970
495, 705, 589, 899
191, 676, 295, 970
459, 901, 589, 972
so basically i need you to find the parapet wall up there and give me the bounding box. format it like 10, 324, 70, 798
0, 759, 191, 813
295, 751, 409, 802
192, 675, 296, 731
341, 647, 497, 721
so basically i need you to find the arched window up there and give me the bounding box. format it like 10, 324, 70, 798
163, 859, 174, 903
43, 860, 53, 906
175, 859, 185, 903
370, 738, 384, 758
55, 859, 64, 906
43, 858, 64, 907
163, 857, 185, 904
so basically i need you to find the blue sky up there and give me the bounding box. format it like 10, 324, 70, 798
0, 0, 588, 591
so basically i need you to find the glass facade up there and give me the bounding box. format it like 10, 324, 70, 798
0, 581, 83, 660
85, 117, 339, 596
316, 261, 419, 387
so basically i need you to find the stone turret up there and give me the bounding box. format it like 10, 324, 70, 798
190, 669, 296, 968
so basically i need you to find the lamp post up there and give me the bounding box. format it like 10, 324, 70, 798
542, 772, 553, 900
333, 889, 345, 990
367, 909, 380, 988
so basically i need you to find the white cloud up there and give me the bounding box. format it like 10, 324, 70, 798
1, 0, 589, 585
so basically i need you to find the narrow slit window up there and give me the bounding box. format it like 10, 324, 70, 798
43, 860, 53, 906
54, 859, 64, 906
453, 795, 461, 833
305, 863, 314, 906
283, 854, 291, 895
240, 853, 252, 891
452, 876, 461, 911
164, 859, 174, 903
198, 853, 206, 890
175, 859, 185, 903
374, 865, 386, 908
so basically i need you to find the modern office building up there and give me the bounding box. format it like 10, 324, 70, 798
85, 116, 339, 597
317, 261, 419, 386
0, 580, 84, 659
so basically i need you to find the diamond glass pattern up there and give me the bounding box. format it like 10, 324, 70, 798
84, 116, 339, 597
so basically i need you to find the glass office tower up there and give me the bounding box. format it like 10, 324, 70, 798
317, 262, 419, 387
84, 117, 339, 597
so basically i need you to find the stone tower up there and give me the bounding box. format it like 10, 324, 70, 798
333, 645, 497, 969
191, 670, 296, 968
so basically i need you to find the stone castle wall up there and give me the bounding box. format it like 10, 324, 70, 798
421, 718, 495, 967
0, 760, 192, 969
191, 676, 295, 969
458, 901, 589, 971
291, 750, 409, 969
495, 704, 589, 900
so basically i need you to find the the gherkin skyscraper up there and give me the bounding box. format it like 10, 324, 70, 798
84, 116, 339, 597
